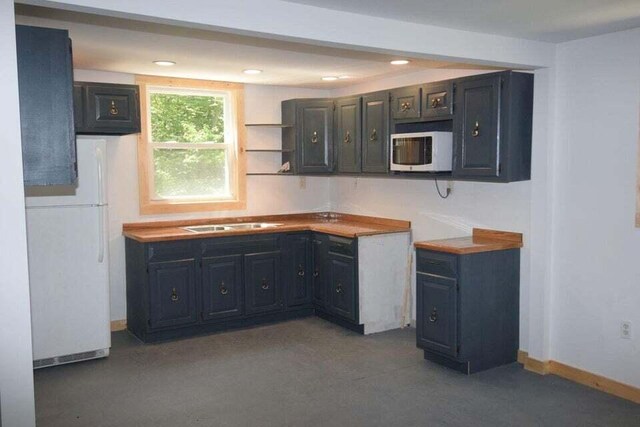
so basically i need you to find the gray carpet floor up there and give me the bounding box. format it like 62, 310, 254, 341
34, 317, 639, 427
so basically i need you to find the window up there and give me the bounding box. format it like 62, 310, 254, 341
136, 75, 246, 214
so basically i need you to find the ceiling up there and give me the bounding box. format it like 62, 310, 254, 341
15, 5, 499, 89
285, 0, 640, 43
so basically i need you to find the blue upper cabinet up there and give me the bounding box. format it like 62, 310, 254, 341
361, 91, 390, 173
74, 82, 141, 135
16, 25, 77, 186
453, 71, 534, 182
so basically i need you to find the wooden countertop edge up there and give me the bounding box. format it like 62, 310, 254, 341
122, 211, 410, 231
414, 228, 523, 255
122, 213, 411, 243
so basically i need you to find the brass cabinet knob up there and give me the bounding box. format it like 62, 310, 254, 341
429, 307, 438, 322
261, 278, 269, 290
219, 281, 229, 295
170, 287, 179, 302
400, 101, 411, 111
109, 100, 119, 116
336, 283, 344, 294
472, 121, 480, 137
313, 270, 320, 278
344, 131, 351, 144
369, 128, 377, 142
431, 98, 441, 108
297, 264, 305, 277
311, 131, 319, 144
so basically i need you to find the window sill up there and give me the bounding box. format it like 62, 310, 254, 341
140, 199, 246, 215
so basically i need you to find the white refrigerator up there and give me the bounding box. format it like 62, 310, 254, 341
25, 138, 111, 368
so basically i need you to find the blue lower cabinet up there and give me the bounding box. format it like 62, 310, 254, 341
244, 251, 283, 315
148, 259, 198, 329
326, 254, 357, 323
286, 234, 312, 307
125, 232, 362, 342
416, 248, 520, 374
201, 254, 243, 321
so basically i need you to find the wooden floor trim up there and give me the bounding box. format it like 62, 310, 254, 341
518, 350, 640, 404
110, 319, 127, 332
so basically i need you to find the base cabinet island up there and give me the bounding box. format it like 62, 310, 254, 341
124, 212, 411, 342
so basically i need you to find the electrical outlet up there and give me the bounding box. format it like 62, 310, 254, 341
620, 321, 632, 339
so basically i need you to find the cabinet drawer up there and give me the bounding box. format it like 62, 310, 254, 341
147, 240, 193, 262
416, 250, 457, 278
423, 82, 453, 118
391, 85, 421, 120
327, 235, 355, 256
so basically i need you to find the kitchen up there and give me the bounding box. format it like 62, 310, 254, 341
2, 1, 640, 426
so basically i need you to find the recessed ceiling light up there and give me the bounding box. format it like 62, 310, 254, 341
338, 76, 351, 79
322, 76, 338, 81
243, 69, 263, 75
153, 60, 176, 66
390, 60, 410, 65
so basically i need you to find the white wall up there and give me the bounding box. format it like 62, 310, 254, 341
550, 28, 640, 386
0, 1, 36, 425
74, 70, 332, 321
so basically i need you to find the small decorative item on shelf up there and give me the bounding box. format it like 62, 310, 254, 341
278, 162, 291, 173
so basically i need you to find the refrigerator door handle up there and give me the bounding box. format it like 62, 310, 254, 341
98, 207, 105, 264
96, 147, 105, 205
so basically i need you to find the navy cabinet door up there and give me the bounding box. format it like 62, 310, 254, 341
453, 75, 501, 178
202, 254, 243, 321
423, 81, 453, 118
148, 259, 198, 329
286, 235, 312, 307
335, 97, 362, 173
16, 25, 76, 186
362, 91, 389, 173
416, 272, 458, 357
312, 236, 326, 307
327, 254, 357, 322
390, 85, 421, 120
77, 83, 141, 135
244, 251, 283, 314
298, 100, 334, 173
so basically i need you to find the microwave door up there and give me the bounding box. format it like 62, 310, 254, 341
392, 137, 432, 170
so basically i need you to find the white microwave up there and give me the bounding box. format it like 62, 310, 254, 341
389, 131, 453, 172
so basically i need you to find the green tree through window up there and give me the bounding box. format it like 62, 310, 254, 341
149, 91, 231, 199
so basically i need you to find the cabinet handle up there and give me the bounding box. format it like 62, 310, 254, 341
297, 264, 305, 277
313, 269, 320, 278
369, 128, 377, 142
261, 278, 270, 290
431, 97, 441, 108
109, 100, 119, 116
472, 121, 480, 137
343, 131, 351, 144
170, 287, 179, 302
219, 281, 229, 295
429, 307, 438, 322
400, 101, 411, 111
311, 131, 319, 144
336, 283, 343, 294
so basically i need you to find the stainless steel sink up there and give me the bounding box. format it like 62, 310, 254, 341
183, 222, 282, 233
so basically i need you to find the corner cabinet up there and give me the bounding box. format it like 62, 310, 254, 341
16, 25, 77, 186
415, 248, 520, 374
453, 72, 533, 182
282, 99, 334, 174
74, 82, 141, 135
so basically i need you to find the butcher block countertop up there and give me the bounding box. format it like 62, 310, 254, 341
123, 212, 411, 243
414, 228, 523, 255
